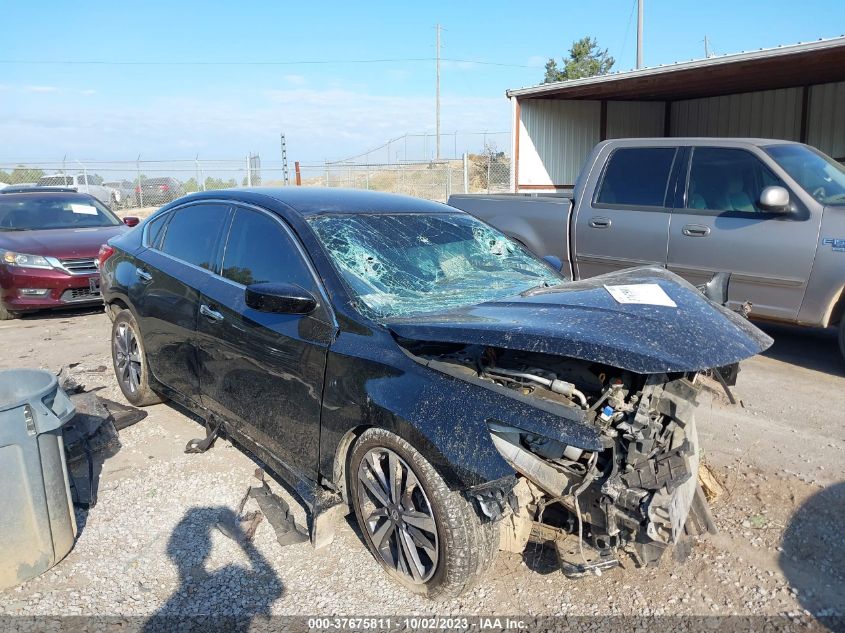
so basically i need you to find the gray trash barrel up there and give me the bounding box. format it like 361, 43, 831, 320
0, 368, 77, 590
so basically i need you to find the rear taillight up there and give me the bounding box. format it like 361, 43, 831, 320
160, 184, 169, 191
96, 244, 116, 269
135, 185, 141, 193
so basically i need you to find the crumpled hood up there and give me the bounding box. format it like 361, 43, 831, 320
0, 226, 127, 260
387, 266, 773, 374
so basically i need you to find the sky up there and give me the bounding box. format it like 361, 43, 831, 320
1, 0, 844, 165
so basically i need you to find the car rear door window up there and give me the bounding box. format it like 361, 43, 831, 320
145, 212, 170, 248
686, 147, 785, 213
596, 147, 677, 207
160, 204, 229, 270
222, 208, 315, 290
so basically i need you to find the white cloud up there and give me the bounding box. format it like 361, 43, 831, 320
283, 74, 306, 85
80, 89, 97, 95
23, 85, 59, 93
0, 86, 511, 163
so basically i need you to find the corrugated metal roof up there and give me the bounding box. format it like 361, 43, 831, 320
508, 36, 845, 100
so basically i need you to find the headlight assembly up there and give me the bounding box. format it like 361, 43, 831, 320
1, 251, 54, 270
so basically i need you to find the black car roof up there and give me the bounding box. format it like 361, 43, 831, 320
182, 187, 457, 217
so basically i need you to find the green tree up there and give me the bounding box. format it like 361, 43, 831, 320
183, 177, 199, 193
204, 176, 237, 190
543, 36, 615, 83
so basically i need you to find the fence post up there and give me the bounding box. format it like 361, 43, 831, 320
137, 155, 144, 207
446, 161, 452, 200
295, 161, 302, 186
462, 153, 469, 193
324, 161, 329, 187
246, 155, 252, 187
78, 161, 89, 195
486, 152, 491, 194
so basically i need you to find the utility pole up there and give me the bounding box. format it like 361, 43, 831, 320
636, 0, 644, 69
435, 23, 441, 160
280, 133, 290, 185
703, 36, 712, 58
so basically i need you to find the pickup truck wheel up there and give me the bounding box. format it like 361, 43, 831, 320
349, 428, 499, 600
839, 319, 845, 361
111, 309, 163, 406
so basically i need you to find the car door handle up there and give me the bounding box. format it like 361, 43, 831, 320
682, 224, 711, 237
589, 217, 612, 229
136, 268, 153, 283
200, 304, 224, 323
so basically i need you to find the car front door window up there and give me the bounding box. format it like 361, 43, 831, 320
221, 208, 318, 292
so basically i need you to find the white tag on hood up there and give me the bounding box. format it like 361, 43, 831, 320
604, 283, 677, 308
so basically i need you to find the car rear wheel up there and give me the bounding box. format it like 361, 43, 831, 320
111, 309, 163, 406
348, 428, 499, 600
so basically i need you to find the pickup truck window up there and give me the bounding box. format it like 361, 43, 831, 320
686, 147, 783, 213
596, 147, 676, 207
37, 175, 75, 186
764, 144, 845, 206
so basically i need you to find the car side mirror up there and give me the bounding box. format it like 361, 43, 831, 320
759, 186, 791, 213
245, 282, 317, 315
697, 272, 731, 305
123, 216, 140, 227
542, 255, 563, 272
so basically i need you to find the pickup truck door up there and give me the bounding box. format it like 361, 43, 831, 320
574, 146, 679, 278
667, 146, 819, 321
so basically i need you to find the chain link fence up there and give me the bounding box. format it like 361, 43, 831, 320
0, 149, 510, 216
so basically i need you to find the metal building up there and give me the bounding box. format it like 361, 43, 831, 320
507, 37, 845, 192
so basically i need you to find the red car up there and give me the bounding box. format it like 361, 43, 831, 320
0, 189, 139, 319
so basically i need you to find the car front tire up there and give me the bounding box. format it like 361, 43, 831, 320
348, 428, 499, 600
111, 309, 163, 406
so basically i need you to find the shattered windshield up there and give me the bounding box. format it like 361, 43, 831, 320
308, 212, 563, 319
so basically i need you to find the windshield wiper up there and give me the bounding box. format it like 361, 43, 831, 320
520, 281, 569, 296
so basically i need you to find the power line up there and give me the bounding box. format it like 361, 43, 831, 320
0, 57, 539, 68
618, 0, 638, 68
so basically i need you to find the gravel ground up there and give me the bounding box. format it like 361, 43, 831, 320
0, 309, 842, 625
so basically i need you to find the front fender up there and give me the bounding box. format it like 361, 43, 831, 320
319, 330, 517, 491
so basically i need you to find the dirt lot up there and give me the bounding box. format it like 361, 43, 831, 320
0, 308, 842, 624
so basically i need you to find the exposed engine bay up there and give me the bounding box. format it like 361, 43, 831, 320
408, 341, 712, 575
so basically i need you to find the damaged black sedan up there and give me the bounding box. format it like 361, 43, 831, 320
99, 188, 772, 599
